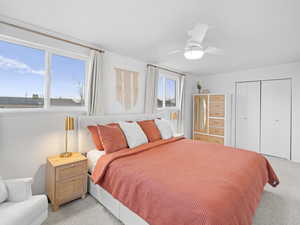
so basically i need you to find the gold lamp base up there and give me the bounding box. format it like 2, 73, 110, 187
61, 116, 74, 158
60, 152, 72, 158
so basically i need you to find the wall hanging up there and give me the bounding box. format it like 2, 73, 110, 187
115, 68, 139, 110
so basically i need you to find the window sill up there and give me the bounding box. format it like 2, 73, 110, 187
0, 107, 87, 117
157, 107, 180, 111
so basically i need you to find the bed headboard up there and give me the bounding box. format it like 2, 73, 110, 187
78, 113, 164, 153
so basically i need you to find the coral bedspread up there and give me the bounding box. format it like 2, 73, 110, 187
92, 137, 279, 225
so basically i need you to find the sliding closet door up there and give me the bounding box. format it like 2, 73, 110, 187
235, 81, 261, 152
261, 79, 291, 159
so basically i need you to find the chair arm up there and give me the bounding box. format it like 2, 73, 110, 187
4, 178, 33, 202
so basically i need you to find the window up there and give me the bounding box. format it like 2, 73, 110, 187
0, 40, 45, 108
157, 74, 179, 109
0, 38, 87, 109
157, 76, 164, 108
51, 54, 86, 107
165, 78, 177, 107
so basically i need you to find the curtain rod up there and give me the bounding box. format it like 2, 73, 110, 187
147, 64, 186, 76
0, 21, 105, 53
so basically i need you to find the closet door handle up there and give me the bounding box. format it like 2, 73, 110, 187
273, 119, 280, 126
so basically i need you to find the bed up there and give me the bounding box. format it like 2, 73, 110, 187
78, 114, 279, 225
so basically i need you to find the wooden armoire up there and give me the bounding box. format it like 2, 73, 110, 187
193, 94, 225, 144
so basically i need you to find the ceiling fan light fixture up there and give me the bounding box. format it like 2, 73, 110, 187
184, 49, 204, 60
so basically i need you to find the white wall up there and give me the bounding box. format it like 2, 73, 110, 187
0, 17, 90, 57
198, 62, 300, 162
102, 52, 147, 114
0, 111, 85, 194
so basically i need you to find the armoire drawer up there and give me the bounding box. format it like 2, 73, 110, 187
208, 128, 224, 136
193, 133, 224, 145
209, 95, 225, 117
208, 118, 224, 136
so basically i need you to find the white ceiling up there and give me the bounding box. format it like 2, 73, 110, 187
0, 0, 299, 75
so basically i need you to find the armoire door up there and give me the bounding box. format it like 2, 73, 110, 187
235, 81, 261, 152
193, 95, 209, 133
260, 79, 291, 159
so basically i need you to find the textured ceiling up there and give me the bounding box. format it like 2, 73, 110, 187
0, 0, 299, 75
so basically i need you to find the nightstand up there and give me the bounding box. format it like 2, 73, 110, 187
46, 152, 88, 211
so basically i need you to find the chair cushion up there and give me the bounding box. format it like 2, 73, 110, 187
0, 177, 8, 203
0, 195, 48, 225
5, 178, 32, 202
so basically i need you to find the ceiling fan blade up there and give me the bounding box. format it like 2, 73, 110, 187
188, 23, 209, 43
204, 47, 224, 55
167, 50, 182, 55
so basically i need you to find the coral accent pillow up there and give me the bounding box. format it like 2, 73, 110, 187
87, 126, 103, 150
97, 123, 128, 154
137, 120, 161, 142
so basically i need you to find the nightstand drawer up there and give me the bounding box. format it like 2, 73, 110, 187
56, 161, 87, 181
56, 175, 87, 204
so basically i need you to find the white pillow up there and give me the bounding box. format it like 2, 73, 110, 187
118, 122, 148, 148
155, 119, 174, 139
5, 178, 32, 202
0, 177, 8, 203
87, 149, 106, 173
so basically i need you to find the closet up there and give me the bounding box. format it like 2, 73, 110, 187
235, 79, 291, 159
235, 81, 261, 153
193, 94, 225, 144
260, 79, 291, 159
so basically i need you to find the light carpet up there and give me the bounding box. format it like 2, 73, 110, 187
43, 156, 300, 225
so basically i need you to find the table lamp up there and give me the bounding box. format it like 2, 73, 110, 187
60, 116, 74, 158
170, 111, 178, 120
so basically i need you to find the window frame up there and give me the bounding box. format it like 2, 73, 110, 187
157, 73, 180, 110
0, 35, 89, 112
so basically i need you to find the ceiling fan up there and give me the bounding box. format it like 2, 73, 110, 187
168, 23, 223, 60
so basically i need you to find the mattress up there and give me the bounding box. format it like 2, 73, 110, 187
87, 149, 105, 173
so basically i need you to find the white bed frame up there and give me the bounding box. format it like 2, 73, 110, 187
78, 114, 165, 225
88, 177, 148, 225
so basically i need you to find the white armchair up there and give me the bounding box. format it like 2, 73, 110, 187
0, 177, 48, 225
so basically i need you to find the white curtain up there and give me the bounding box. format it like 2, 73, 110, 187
144, 65, 159, 114
177, 75, 185, 134
87, 50, 104, 116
